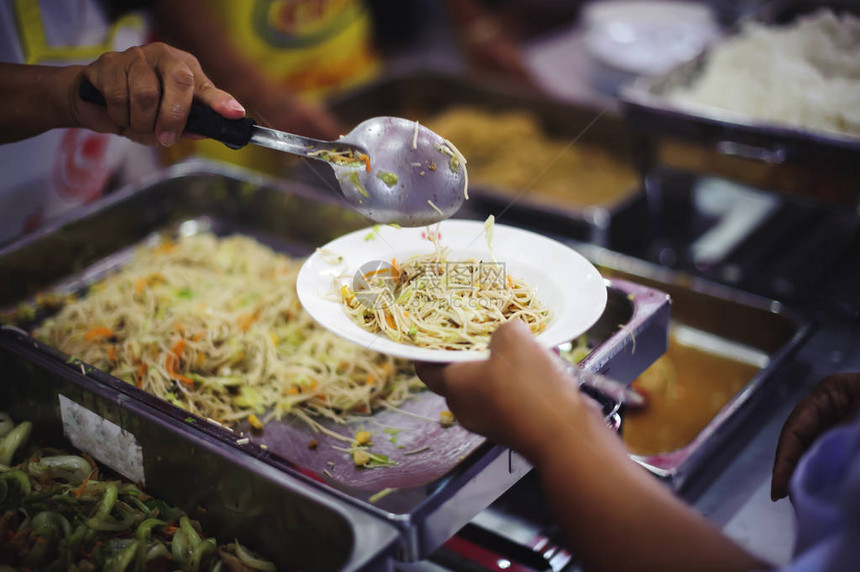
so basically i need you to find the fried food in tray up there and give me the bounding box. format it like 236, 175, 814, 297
424, 106, 638, 208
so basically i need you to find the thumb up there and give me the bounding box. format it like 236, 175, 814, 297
190, 67, 245, 119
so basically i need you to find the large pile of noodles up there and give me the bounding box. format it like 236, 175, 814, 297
35, 233, 423, 427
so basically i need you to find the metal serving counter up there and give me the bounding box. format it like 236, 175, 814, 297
0, 161, 670, 569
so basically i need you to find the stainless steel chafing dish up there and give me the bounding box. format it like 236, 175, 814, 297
573, 243, 810, 490
620, 0, 860, 207
0, 161, 670, 566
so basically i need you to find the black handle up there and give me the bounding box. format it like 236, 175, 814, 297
78, 79, 255, 149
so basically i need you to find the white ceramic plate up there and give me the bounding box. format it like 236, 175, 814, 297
296, 220, 607, 362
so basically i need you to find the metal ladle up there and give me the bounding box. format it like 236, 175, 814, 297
80, 82, 467, 227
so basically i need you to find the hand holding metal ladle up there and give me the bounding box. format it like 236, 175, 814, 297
80, 81, 467, 227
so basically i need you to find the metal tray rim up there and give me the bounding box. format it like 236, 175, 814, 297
0, 161, 671, 560
0, 324, 404, 571
572, 242, 813, 487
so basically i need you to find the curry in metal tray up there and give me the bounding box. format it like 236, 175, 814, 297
623, 330, 760, 456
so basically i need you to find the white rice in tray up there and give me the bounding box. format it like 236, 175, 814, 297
668, 9, 860, 137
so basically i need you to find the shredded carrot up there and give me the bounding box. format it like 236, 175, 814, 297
361, 153, 371, 172
237, 312, 257, 332
154, 242, 176, 255
362, 268, 392, 280
108, 345, 116, 361
74, 471, 95, 498
172, 339, 186, 357
166, 340, 194, 387
507, 275, 514, 288
287, 386, 299, 395
136, 363, 148, 388
391, 257, 400, 276
135, 277, 146, 294
85, 327, 114, 341
385, 313, 395, 329
365, 373, 374, 386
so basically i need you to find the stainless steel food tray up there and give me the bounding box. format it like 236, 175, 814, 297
0, 326, 401, 571
0, 160, 670, 561
572, 243, 810, 490
620, 0, 860, 206
316, 70, 642, 246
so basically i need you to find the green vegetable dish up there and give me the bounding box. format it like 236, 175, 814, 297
0, 411, 275, 571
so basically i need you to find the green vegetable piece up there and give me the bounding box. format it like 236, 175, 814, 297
104, 539, 139, 572
233, 386, 264, 412
0, 420, 32, 466
172, 516, 214, 570
375, 171, 398, 187
172, 524, 190, 562
28, 455, 92, 485
177, 287, 194, 300
87, 500, 141, 532
31, 510, 71, 539
93, 483, 118, 520
136, 518, 166, 543
368, 487, 397, 504
187, 537, 217, 571
233, 540, 277, 572
0, 469, 31, 501
179, 515, 204, 547
366, 451, 397, 467
347, 171, 370, 198
144, 542, 171, 563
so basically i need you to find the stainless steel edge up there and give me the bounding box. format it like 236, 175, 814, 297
579, 278, 671, 384
0, 326, 403, 572
570, 242, 812, 490
619, 2, 860, 168
0, 162, 673, 564
393, 277, 670, 560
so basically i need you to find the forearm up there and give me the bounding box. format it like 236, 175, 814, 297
532, 407, 769, 571
0, 63, 79, 144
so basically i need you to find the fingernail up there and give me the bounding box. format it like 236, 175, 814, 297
158, 131, 177, 147
227, 98, 245, 113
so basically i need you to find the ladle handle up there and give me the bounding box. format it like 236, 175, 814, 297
78, 79, 255, 149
